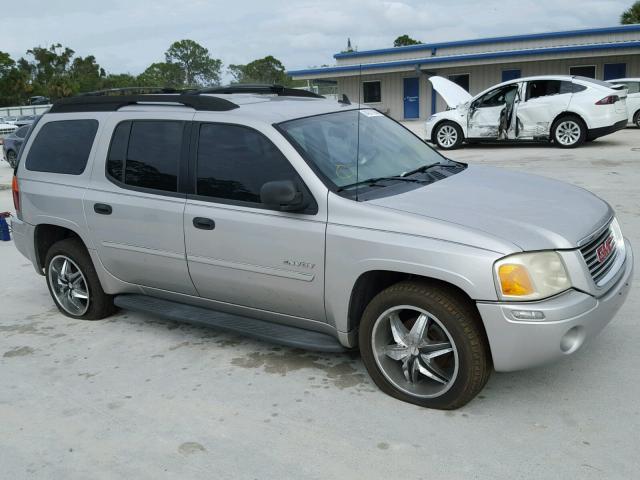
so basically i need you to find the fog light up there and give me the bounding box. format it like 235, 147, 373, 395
560, 326, 585, 354
511, 310, 545, 321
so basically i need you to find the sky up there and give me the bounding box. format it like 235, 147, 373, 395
2, 0, 632, 79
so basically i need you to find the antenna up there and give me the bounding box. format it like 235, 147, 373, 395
356, 63, 362, 202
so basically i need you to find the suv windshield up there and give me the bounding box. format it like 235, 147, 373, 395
279, 109, 459, 192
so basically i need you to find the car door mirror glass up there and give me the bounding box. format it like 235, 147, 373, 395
260, 180, 308, 212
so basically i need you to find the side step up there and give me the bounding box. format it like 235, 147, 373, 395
113, 294, 347, 353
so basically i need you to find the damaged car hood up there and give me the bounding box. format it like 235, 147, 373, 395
368, 165, 612, 251
429, 76, 473, 108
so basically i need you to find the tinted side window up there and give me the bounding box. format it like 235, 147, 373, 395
477, 85, 518, 108
106, 120, 183, 193
196, 124, 299, 205
25, 120, 98, 175
106, 121, 130, 182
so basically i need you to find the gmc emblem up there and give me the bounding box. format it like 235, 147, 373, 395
596, 236, 615, 263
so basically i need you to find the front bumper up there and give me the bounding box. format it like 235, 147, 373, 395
477, 239, 633, 372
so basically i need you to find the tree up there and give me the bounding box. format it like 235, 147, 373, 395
393, 35, 422, 47
164, 40, 222, 87
0, 53, 31, 106
70, 55, 105, 93
21, 44, 76, 99
228, 55, 291, 85
100, 73, 140, 89
621, 1, 640, 23
137, 62, 185, 88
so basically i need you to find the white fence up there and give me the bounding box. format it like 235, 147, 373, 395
0, 104, 51, 117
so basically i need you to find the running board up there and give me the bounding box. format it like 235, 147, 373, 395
113, 294, 347, 353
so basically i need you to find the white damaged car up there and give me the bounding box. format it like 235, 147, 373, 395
426, 75, 629, 149
607, 78, 640, 127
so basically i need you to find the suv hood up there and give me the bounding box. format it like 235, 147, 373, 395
368, 165, 612, 251
429, 76, 473, 108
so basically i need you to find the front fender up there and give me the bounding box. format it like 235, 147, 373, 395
324, 224, 502, 333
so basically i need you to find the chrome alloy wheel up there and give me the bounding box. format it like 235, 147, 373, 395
371, 305, 458, 398
48, 255, 90, 316
556, 120, 581, 146
436, 124, 458, 148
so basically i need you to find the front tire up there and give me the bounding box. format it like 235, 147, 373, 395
45, 238, 116, 320
359, 281, 491, 410
434, 121, 464, 150
634, 111, 640, 129
552, 115, 586, 148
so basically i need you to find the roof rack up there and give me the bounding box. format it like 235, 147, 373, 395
197, 84, 324, 98
49, 94, 239, 113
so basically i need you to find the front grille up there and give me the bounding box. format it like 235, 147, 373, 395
580, 224, 618, 285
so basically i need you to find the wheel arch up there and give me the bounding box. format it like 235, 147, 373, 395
430, 118, 465, 144
550, 111, 588, 131
34, 224, 87, 274
346, 270, 489, 349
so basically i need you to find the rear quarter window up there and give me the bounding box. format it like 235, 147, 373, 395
25, 119, 98, 175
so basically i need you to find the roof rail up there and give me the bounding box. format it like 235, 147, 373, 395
197, 84, 324, 98
49, 94, 239, 113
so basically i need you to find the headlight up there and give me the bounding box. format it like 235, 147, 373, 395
611, 217, 625, 254
494, 251, 571, 301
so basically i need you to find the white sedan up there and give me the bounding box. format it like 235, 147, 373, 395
607, 78, 640, 127
426, 75, 629, 149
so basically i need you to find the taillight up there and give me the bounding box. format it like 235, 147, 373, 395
12, 175, 20, 215
595, 95, 619, 105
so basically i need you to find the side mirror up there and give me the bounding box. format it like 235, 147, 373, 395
260, 180, 308, 212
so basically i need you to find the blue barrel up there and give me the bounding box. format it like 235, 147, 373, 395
0, 216, 10, 241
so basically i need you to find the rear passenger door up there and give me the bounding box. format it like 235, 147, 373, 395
183, 121, 327, 322
84, 113, 197, 295
516, 80, 573, 138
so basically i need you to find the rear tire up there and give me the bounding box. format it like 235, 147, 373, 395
359, 281, 491, 410
552, 115, 586, 148
634, 111, 640, 128
45, 238, 116, 320
433, 121, 464, 150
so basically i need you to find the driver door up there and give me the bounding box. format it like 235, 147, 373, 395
467, 84, 520, 139
183, 120, 327, 321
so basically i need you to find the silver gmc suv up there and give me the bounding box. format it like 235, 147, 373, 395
10, 86, 634, 410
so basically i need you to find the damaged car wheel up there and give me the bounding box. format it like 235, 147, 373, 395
434, 121, 464, 150
359, 281, 491, 410
552, 115, 586, 148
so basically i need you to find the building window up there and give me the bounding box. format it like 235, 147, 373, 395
448, 74, 470, 92
363, 81, 381, 103
603, 63, 627, 81
570, 65, 596, 79
502, 69, 521, 82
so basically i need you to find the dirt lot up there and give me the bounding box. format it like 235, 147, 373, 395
0, 129, 638, 479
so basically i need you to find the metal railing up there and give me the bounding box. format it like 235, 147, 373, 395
0, 104, 51, 117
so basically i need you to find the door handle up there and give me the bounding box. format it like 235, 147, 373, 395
94, 203, 112, 215
193, 217, 215, 230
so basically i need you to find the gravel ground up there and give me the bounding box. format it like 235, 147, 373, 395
0, 129, 638, 479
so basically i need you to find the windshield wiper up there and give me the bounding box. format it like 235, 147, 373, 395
337, 176, 427, 192
400, 162, 443, 178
